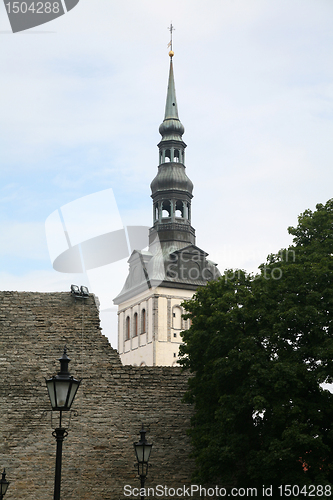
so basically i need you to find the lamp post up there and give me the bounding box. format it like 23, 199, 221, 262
46, 347, 81, 500
134, 425, 153, 500
0, 469, 9, 500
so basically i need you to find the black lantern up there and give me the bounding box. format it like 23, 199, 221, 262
46, 348, 81, 411
0, 469, 9, 500
46, 347, 81, 500
134, 425, 152, 500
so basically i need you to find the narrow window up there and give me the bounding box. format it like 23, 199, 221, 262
162, 200, 171, 218
126, 316, 130, 340
175, 200, 184, 218
172, 306, 182, 330
141, 309, 146, 333
134, 312, 138, 337
165, 149, 171, 162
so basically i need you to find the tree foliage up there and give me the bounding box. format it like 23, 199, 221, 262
179, 200, 333, 489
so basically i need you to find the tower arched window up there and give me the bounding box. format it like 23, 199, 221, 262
174, 149, 180, 162
126, 316, 130, 340
141, 309, 146, 334
134, 312, 138, 337
175, 200, 184, 218
162, 200, 171, 218
165, 149, 171, 162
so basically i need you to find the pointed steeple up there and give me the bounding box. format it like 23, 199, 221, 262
149, 51, 195, 249
159, 54, 185, 143
164, 58, 179, 120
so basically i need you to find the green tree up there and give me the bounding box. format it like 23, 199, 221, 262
179, 200, 333, 490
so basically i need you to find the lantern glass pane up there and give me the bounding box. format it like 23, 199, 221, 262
55, 380, 70, 407
1, 481, 9, 495
67, 380, 80, 408
135, 443, 152, 464
135, 444, 144, 463
143, 444, 152, 462
46, 378, 56, 408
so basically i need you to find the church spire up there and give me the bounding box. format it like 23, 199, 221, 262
158, 51, 185, 145
149, 45, 195, 250
164, 57, 179, 120
163, 23, 177, 120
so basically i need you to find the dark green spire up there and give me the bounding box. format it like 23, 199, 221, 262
164, 58, 179, 120
159, 56, 185, 143
149, 53, 195, 249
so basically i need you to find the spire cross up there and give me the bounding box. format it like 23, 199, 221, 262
167, 23, 175, 52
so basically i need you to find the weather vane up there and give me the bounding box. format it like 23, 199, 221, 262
167, 23, 175, 57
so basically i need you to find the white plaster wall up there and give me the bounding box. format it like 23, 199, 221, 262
117, 286, 195, 366
121, 342, 154, 366
158, 296, 168, 341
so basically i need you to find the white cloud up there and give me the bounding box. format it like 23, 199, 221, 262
0, 221, 48, 260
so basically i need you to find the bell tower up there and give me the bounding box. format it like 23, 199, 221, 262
150, 51, 195, 250
114, 42, 220, 367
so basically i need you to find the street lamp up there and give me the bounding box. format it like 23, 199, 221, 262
134, 425, 153, 500
0, 469, 9, 500
46, 347, 81, 500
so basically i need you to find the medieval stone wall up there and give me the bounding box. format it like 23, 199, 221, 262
0, 292, 196, 500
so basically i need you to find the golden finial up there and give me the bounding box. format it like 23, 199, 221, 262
167, 23, 175, 57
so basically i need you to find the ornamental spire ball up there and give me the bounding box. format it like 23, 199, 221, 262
168, 23, 175, 57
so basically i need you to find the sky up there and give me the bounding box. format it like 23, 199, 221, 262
1, 0, 333, 348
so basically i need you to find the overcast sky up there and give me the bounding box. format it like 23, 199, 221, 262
1, 0, 333, 348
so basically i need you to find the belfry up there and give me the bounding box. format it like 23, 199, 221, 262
114, 47, 220, 366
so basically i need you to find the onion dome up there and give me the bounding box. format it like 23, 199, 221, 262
150, 163, 193, 195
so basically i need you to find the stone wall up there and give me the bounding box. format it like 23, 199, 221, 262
0, 292, 196, 500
